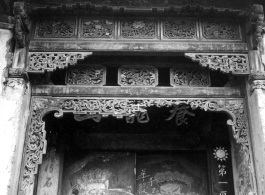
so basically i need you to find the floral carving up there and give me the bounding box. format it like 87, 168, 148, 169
66, 65, 106, 86
163, 19, 196, 39
35, 19, 76, 38
82, 19, 114, 38
170, 68, 210, 87
20, 97, 254, 195
185, 53, 249, 74
121, 19, 156, 39
27, 52, 92, 73
118, 66, 158, 86
202, 21, 240, 40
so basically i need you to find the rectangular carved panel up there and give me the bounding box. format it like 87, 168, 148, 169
35, 18, 76, 38
66, 65, 106, 86
120, 19, 157, 39
80, 18, 115, 39
118, 65, 158, 86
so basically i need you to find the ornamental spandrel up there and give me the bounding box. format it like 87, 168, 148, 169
118, 66, 158, 86
81, 19, 115, 38
163, 19, 197, 39
170, 68, 210, 87
201, 20, 241, 40
35, 19, 76, 38
120, 19, 157, 39
66, 65, 106, 86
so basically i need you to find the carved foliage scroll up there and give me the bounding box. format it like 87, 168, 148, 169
201, 20, 241, 40
121, 19, 157, 39
27, 52, 92, 73
66, 65, 106, 86
118, 66, 158, 86
81, 19, 114, 38
35, 19, 76, 38
163, 19, 196, 39
185, 53, 249, 74
21, 97, 255, 195
170, 68, 210, 87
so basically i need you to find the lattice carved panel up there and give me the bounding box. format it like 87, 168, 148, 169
170, 68, 210, 87
81, 19, 115, 38
20, 97, 256, 195
118, 66, 158, 86
120, 19, 157, 39
185, 53, 249, 74
35, 19, 76, 38
163, 19, 197, 39
27, 52, 92, 73
66, 65, 106, 86
201, 20, 241, 40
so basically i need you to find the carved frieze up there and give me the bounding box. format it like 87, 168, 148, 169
163, 19, 197, 39
170, 68, 210, 87
35, 19, 76, 38
118, 66, 158, 86
66, 65, 106, 86
201, 20, 241, 40
81, 19, 115, 38
27, 52, 92, 73
20, 97, 255, 195
120, 19, 157, 39
185, 53, 249, 74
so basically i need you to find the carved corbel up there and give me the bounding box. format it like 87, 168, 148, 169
249, 4, 265, 50
250, 80, 265, 93
13, 2, 31, 48
249, 70, 265, 93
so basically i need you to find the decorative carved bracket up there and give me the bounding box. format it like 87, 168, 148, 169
20, 97, 255, 195
249, 71, 265, 93
13, 2, 31, 48
27, 52, 93, 73
185, 53, 249, 74
250, 80, 265, 93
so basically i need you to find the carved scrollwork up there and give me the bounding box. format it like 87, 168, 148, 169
121, 19, 156, 39
170, 68, 210, 87
118, 66, 158, 86
27, 52, 92, 73
185, 53, 249, 74
21, 97, 254, 195
163, 19, 196, 39
81, 19, 114, 38
35, 19, 76, 38
66, 65, 106, 86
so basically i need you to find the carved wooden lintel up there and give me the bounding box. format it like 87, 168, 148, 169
27, 52, 93, 73
185, 53, 249, 75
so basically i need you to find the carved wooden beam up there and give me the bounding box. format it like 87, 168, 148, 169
27, 52, 93, 73
185, 53, 249, 75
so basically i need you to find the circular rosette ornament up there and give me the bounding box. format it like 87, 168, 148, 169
213, 147, 228, 161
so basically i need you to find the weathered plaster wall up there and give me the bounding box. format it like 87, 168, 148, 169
0, 29, 31, 195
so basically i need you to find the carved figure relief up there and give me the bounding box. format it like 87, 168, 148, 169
66, 65, 106, 86
163, 19, 196, 39
121, 20, 157, 39
35, 19, 76, 38
202, 21, 240, 40
118, 66, 158, 86
81, 19, 114, 38
170, 68, 210, 87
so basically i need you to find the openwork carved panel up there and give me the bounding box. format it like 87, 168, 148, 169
20, 97, 255, 195
27, 52, 92, 73
163, 19, 197, 39
66, 65, 106, 86
35, 19, 76, 38
120, 19, 157, 39
201, 20, 241, 40
185, 53, 249, 74
118, 66, 158, 86
170, 68, 210, 87
81, 19, 115, 38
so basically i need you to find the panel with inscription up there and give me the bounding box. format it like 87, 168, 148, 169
136, 152, 208, 195
35, 18, 76, 38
